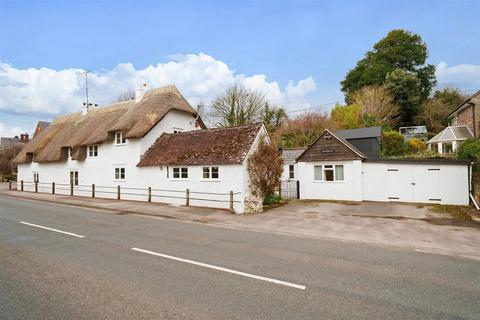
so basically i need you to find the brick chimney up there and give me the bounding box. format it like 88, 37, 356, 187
20, 133, 29, 143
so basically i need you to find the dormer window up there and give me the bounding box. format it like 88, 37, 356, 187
88, 145, 98, 157
115, 132, 126, 145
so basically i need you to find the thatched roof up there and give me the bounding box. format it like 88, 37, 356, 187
137, 123, 263, 167
14, 85, 200, 164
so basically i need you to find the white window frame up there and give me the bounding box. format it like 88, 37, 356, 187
114, 167, 126, 181
69, 170, 79, 186
202, 166, 219, 180
88, 145, 98, 157
172, 167, 188, 180
173, 127, 184, 134
289, 165, 295, 179
33, 172, 39, 183
115, 132, 126, 145
314, 164, 344, 182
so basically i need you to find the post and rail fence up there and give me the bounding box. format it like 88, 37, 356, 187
11, 180, 241, 211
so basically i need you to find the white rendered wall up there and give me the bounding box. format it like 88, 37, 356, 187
17, 111, 248, 213
281, 164, 298, 181
297, 160, 363, 201
362, 162, 469, 205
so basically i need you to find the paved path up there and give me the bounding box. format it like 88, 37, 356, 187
1, 196, 479, 319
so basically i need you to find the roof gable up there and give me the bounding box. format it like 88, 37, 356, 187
137, 123, 264, 167
297, 129, 366, 162
446, 90, 480, 119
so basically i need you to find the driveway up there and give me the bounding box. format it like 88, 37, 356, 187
1, 183, 479, 259
214, 200, 480, 259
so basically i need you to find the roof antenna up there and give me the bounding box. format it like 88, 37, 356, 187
80, 71, 95, 114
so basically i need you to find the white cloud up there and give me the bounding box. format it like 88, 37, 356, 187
435, 62, 480, 90
0, 53, 317, 119
0, 122, 23, 137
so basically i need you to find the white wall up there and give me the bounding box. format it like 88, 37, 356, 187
362, 162, 469, 205
17, 110, 249, 213
281, 164, 298, 181
297, 160, 363, 201
140, 110, 199, 154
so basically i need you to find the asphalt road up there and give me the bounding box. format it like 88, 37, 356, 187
0, 196, 479, 320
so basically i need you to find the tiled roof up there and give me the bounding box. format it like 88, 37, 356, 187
14, 85, 201, 164
281, 148, 306, 164
138, 123, 263, 167
446, 90, 480, 119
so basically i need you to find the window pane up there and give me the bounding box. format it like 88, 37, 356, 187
324, 169, 334, 181
335, 165, 344, 181
212, 167, 219, 179
289, 165, 294, 179
173, 168, 180, 178
314, 165, 322, 180
115, 168, 119, 179
121, 168, 125, 179
181, 167, 188, 178
203, 167, 210, 179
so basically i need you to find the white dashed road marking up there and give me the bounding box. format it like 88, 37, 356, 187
132, 247, 306, 290
19, 221, 85, 238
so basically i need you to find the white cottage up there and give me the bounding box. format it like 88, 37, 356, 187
296, 129, 472, 206
14, 85, 267, 213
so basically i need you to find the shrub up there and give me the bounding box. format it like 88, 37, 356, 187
381, 130, 407, 157
263, 194, 282, 206
456, 138, 480, 162
247, 137, 283, 200
408, 138, 427, 153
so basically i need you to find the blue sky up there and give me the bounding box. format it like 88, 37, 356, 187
1, 0, 479, 135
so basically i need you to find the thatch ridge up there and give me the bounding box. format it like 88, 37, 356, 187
14, 84, 199, 164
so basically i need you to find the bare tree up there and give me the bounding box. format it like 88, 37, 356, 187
350, 85, 400, 127
210, 84, 266, 127
115, 89, 136, 102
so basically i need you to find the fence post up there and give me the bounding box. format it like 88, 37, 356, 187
186, 188, 190, 206
296, 180, 300, 199
92, 184, 95, 198
9, 181, 11, 190
230, 191, 234, 210
117, 185, 120, 200
35, 181, 38, 193
52, 182, 55, 194
70, 183, 73, 196
21, 180, 23, 191
148, 187, 151, 202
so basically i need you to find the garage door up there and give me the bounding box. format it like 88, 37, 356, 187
387, 166, 441, 203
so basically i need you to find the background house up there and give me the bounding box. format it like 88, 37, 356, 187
33, 121, 50, 139
427, 90, 479, 154
335, 126, 382, 159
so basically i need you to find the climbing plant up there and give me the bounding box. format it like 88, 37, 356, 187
247, 137, 283, 201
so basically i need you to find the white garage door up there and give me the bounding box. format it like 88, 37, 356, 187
387, 166, 441, 203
